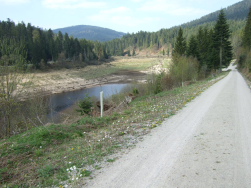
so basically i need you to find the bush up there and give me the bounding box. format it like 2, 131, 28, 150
76, 96, 93, 115
154, 72, 165, 94
132, 88, 139, 95
169, 56, 199, 86
237, 48, 251, 80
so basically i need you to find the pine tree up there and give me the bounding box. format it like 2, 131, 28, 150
173, 27, 186, 56
196, 28, 206, 64
63, 33, 70, 58
46, 29, 56, 61
207, 29, 217, 70
55, 31, 63, 55
243, 8, 251, 48
213, 10, 233, 70
187, 35, 198, 59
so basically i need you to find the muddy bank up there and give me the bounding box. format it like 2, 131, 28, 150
19, 57, 170, 97
25, 70, 146, 97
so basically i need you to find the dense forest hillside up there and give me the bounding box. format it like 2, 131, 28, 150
105, 0, 250, 57
53, 25, 126, 42
182, 0, 251, 27
104, 20, 244, 57
0, 19, 108, 69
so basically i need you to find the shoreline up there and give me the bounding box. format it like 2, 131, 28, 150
19, 57, 169, 98
22, 72, 147, 98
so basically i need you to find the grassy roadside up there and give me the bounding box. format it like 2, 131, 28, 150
0, 72, 227, 187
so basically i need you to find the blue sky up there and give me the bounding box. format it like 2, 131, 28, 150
0, 0, 242, 33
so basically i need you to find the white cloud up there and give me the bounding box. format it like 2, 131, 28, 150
101, 6, 131, 14
139, 0, 175, 12
89, 6, 132, 24
42, 0, 106, 9
0, 0, 30, 4
87, 4, 164, 32
89, 11, 160, 30
130, 0, 144, 2
139, 0, 208, 16
112, 16, 160, 27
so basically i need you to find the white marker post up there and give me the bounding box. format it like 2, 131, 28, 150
100, 91, 104, 117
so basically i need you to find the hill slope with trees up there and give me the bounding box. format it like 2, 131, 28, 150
182, 0, 251, 27
105, 0, 250, 57
53, 25, 126, 42
0, 19, 108, 70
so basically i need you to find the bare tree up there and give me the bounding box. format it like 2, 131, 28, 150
0, 38, 27, 137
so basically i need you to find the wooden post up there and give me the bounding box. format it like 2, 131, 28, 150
100, 91, 104, 117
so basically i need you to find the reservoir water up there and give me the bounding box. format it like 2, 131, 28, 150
47, 83, 130, 122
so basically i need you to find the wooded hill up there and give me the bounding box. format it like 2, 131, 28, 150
105, 0, 251, 57
53, 25, 126, 42
182, 0, 251, 27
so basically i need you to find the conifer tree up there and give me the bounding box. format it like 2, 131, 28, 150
187, 35, 198, 59
46, 29, 56, 61
173, 28, 186, 56
196, 28, 208, 64
207, 29, 217, 70
55, 31, 63, 55
213, 10, 233, 70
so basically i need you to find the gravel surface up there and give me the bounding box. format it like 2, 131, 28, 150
85, 65, 251, 188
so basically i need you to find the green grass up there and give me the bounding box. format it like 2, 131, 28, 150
0, 72, 227, 187
107, 158, 116, 163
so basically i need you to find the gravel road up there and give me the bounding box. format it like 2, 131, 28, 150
86, 66, 251, 188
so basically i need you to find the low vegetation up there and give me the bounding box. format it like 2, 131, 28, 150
0, 71, 227, 187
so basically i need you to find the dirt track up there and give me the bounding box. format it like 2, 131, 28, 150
85, 65, 251, 187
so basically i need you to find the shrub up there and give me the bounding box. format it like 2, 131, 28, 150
237, 48, 251, 79
154, 72, 165, 94
132, 88, 139, 95
169, 56, 199, 86
76, 96, 93, 115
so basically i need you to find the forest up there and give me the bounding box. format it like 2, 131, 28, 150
0, 1, 250, 73
0, 19, 108, 70
104, 0, 251, 57
104, 19, 244, 58
181, 0, 251, 27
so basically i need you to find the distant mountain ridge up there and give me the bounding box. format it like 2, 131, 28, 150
53, 25, 126, 42
182, 0, 251, 28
